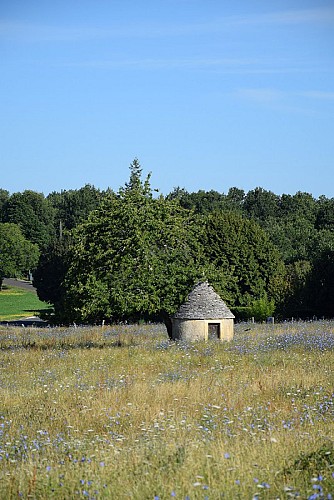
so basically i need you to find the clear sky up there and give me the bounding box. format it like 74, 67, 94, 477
1, 0, 334, 198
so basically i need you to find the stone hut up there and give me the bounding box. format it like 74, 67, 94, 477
172, 281, 235, 341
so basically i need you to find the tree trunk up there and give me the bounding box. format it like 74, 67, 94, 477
161, 312, 173, 340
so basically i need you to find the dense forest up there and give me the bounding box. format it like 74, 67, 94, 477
1, 159, 334, 324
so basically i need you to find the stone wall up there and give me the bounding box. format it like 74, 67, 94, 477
172, 318, 234, 341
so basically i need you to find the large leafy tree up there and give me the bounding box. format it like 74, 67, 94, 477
243, 187, 280, 221
34, 185, 105, 310
316, 196, 334, 231
299, 229, 334, 318
203, 211, 286, 310
48, 184, 106, 233
33, 237, 71, 315
167, 188, 226, 214
0, 223, 39, 289
2, 190, 55, 250
282, 260, 313, 318
305, 247, 334, 318
0, 189, 9, 220
60, 160, 209, 336
280, 192, 317, 224
263, 215, 315, 264
224, 187, 245, 213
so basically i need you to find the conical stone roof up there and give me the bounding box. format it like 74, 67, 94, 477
173, 282, 235, 320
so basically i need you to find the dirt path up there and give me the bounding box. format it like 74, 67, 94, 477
2, 278, 37, 293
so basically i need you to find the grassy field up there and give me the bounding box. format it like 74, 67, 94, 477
0, 286, 50, 321
0, 322, 333, 499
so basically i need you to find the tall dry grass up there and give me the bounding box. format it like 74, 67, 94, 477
0, 322, 333, 499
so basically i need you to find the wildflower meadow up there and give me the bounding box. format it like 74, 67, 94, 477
0, 321, 333, 499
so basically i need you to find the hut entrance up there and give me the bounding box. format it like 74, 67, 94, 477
208, 323, 220, 339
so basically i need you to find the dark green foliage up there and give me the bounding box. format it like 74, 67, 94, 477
203, 211, 286, 309
245, 191, 319, 267
316, 196, 334, 231
33, 237, 71, 319
306, 248, 334, 318
280, 191, 317, 224
283, 260, 313, 318
0, 189, 9, 219
263, 216, 315, 264
3, 159, 334, 321
47, 184, 106, 232
124, 157, 148, 193
231, 306, 253, 321
248, 295, 275, 321
225, 187, 245, 212
167, 188, 226, 214
168, 187, 246, 215
2, 191, 55, 250
243, 187, 280, 221
60, 160, 209, 334
0, 223, 39, 288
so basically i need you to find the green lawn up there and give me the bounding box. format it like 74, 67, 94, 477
0, 286, 50, 320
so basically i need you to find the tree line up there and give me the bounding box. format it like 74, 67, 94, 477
1, 159, 333, 327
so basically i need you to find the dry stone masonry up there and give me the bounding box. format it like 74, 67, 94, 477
172, 281, 234, 341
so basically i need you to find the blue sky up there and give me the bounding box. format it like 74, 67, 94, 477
1, 0, 334, 198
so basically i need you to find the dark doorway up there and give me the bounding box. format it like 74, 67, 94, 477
208, 323, 220, 339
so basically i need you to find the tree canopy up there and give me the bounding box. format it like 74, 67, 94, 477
59, 160, 209, 335
3, 158, 334, 322
0, 223, 39, 288
1, 190, 55, 250
202, 211, 286, 309
47, 184, 106, 233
